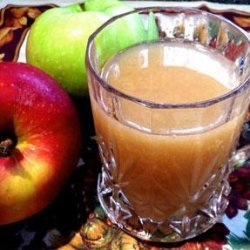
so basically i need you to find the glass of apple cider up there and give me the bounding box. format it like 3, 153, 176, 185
86, 7, 250, 243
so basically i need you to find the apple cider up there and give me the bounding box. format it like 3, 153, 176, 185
90, 41, 247, 222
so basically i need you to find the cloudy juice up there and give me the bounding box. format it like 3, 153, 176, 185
91, 41, 246, 221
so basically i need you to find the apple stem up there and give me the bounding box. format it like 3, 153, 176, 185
0, 138, 13, 157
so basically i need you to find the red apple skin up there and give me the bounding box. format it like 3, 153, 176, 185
0, 62, 81, 225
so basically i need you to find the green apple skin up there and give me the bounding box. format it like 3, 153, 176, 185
95, 4, 147, 67
27, 2, 155, 96
26, 5, 109, 96
0, 62, 81, 225
85, 0, 157, 66
84, 0, 126, 12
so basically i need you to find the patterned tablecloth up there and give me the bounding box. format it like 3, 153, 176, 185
0, 1, 250, 249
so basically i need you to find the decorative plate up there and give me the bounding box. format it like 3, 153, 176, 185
0, 1, 250, 249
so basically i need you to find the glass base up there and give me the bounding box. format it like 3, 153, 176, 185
97, 163, 231, 243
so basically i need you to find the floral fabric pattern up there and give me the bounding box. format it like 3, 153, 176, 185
0, 3, 250, 250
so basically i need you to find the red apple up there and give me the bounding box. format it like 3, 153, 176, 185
0, 62, 81, 225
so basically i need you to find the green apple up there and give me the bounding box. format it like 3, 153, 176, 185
26, 0, 158, 96
84, 0, 122, 11
86, 0, 159, 65
26, 4, 109, 96
148, 11, 159, 42
94, 4, 148, 67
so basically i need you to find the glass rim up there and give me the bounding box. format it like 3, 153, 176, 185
86, 6, 250, 109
